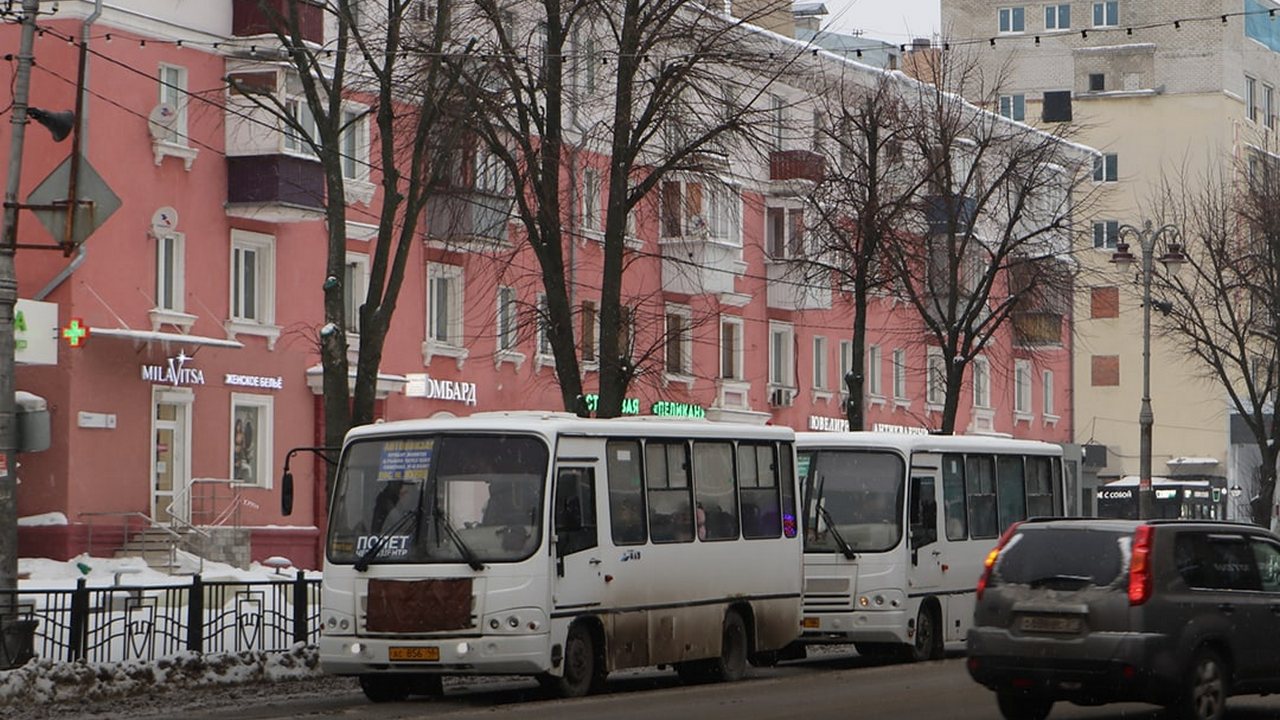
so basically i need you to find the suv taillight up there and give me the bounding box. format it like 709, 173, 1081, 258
976, 522, 1021, 601
1128, 524, 1154, 605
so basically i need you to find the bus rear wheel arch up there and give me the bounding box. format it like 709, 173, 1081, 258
676, 609, 750, 684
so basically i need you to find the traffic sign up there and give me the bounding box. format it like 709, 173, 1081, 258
26, 153, 122, 250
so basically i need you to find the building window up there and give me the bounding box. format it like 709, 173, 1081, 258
1043, 370, 1055, 416
1246, 76, 1259, 123
427, 263, 464, 347
230, 230, 275, 325
813, 336, 828, 391
770, 94, 784, 150
580, 167, 602, 234
892, 348, 907, 401
660, 178, 741, 245
766, 204, 807, 258
1267, 84, 1277, 131
157, 64, 188, 145
769, 322, 795, 387
536, 293, 553, 358
927, 350, 946, 406
998, 6, 1026, 33
575, 29, 597, 94
1092, 1, 1118, 27
665, 305, 692, 376
497, 286, 518, 352
1092, 220, 1119, 249
580, 300, 597, 364
867, 344, 882, 397
231, 394, 273, 488
1088, 73, 1105, 92
1091, 286, 1120, 318
340, 107, 367, 182
344, 253, 368, 335
474, 146, 509, 195
1041, 90, 1073, 122
1044, 3, 1070, 29
720, 315, 743, 380
1014, 360, 1032, 414
998, 94, 1025, 122
1093, 153, 1118, 182
1091, 354, 1120, 386
973, 356, 991, 409
156, 232, 185, 313
839, 340, 854, 395
283, 97, 318, 156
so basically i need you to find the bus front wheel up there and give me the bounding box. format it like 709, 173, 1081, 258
542, 623, 605, 698
903, 604, 943, 662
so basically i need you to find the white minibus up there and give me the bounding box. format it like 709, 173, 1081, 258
316, 412, 802, 701
795, 432, 1065, 660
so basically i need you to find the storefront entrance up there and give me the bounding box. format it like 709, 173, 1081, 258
151, 387, 193, 525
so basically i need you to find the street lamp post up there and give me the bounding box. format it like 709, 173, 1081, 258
1111, 220, 1185, 520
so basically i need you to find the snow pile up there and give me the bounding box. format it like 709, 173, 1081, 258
0, 644, 321, 706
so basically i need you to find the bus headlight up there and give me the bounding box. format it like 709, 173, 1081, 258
857, 590, 905, 610
456, 642, 471, 657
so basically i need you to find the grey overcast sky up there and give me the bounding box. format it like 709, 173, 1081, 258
816, 0, 942, 43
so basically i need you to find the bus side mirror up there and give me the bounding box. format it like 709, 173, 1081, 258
281, 470, 294, 516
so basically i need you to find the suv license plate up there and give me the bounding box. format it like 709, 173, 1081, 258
389, 646, 440, 661
1019, 615, 1081, 633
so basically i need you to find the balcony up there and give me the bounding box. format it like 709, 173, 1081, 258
768, 149, 825, 196
1012, 311, 1064, 347
924, 193, 977, 235
425, 190, 514, 249
232, 0, 323, 45
225, 155, 325, 223
766, 261, 831, 311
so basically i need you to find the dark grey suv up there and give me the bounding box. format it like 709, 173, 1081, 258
967, 518, 1280, 720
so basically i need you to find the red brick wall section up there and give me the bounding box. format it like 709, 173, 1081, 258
1091, 286, 1119, 319
1092, 355, 1120, 386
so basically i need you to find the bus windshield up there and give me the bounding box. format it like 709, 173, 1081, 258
800, 449, 905, 554
327, 433, 550, 566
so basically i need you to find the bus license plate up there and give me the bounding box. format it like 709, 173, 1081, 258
802, 617, 820, 629
389, 646, 440, 661
1019, 615, 1081, 634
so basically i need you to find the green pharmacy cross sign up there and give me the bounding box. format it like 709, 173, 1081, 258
61, 318, 89, 348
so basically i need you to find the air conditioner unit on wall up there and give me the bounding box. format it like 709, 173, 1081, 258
769, 387, 795, 408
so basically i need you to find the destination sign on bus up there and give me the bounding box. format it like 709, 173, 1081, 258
377, 439, 434, 482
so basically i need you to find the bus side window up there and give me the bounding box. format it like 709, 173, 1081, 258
779, 443, 798, 538
693, 441, 739, 541
909, 476, 938, 551
942, 454, 967, 541
555, 467, 598, 556
646, 441, 694, 543
739, 443, 781, 539
1025, 456, 1054, 518
996, 456, 1027, 531
606, 440, 647, 545
967, 455, 998, 539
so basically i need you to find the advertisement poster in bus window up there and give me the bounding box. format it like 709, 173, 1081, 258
377, 439, 434, 482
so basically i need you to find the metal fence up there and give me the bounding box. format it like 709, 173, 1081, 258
2, 574, 322, 664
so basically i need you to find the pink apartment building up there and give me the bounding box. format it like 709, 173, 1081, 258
6, 3, 1073, 569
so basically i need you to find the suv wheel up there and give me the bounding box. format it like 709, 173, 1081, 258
995, 691, 1053, 720
1167, 648, 1229, 720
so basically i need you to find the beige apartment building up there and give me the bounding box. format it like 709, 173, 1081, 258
940, 0, 1280, 517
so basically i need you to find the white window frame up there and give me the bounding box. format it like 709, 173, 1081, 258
770, 94, 785, 150
1092, 1, 1118, 27
580, 166, 602, 238
1044, 3, 1070, 30
1093, 153, 1118, 183
973, 355, 991, 409
230, 393, 273, 489
1093, 219, 1119, 249
1266, 83, 1277, 131
340, 106, 374, 204
926, 349, 946, 408
839, 340, 854, 398
1015, 359, 1033, 416
580, 299, 599, 369
892, 348, 908, 403
664, 303, 694, 384
1043, 369, 1058, 421
496, 286, 525, 369
768, 321, 796, 389
226, 230, 279, 348
765, 201, 809, 259
720, 315, 744, 380
660, 177, 741, 246
534, 293, 555, 370
424, 263, 468, 368
867, 344, 883, 399
157, 64, 188, 145
998, 6, 1026, 33
812, 336, 829, 392
155, 231, 185, 314
474, 145, 509, 195
343, 252, 369, 338
283, 97, 318, 157
998, 94, 1026, 122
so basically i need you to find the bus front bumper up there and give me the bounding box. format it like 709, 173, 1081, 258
319, 632, 551, 676
800, 609, 908, 644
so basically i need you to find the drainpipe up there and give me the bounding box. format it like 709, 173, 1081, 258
36, 0, 101, 301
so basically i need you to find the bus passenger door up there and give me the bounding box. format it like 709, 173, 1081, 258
551, 463, 606, 617
908, 472, 944, 590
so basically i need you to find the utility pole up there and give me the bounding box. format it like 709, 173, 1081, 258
0, 0, 43, 621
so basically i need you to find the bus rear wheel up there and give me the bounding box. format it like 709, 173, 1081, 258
676, 611, 749, 684
359, 674, 410, 703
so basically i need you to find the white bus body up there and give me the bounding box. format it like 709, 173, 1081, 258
319, 413, 802, 700
795, 432, 1066, 661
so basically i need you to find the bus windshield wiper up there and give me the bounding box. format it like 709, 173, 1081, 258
354, 506, 420, 572
818, 504, 858, 560
434, 503, 484, 572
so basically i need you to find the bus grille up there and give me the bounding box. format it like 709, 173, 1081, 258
803, 577, 853, 613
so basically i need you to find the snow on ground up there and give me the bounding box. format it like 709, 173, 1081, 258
2, 554, 328, 714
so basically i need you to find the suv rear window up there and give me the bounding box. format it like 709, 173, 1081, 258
996, 527, 1128, 588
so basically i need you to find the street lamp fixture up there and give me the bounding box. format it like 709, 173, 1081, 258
1110, 220, 1183, 520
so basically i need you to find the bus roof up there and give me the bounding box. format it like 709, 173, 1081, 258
1106, 476, 1212, 488
794, 431, 1062, 455
345, 412, 796, 444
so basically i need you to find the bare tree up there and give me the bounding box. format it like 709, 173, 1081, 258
883, 49, 1091, 433
456, 0, 799, 417
234, 1, 470, 492
1148, 151, 1280, 526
